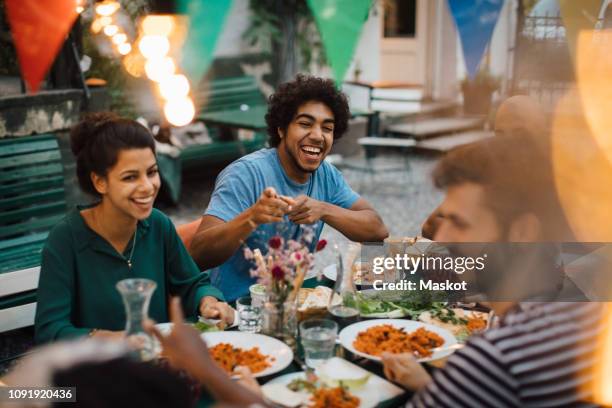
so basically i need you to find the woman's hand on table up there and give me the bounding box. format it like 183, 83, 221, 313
381, 352, 433, 391
199, 296, 235, 326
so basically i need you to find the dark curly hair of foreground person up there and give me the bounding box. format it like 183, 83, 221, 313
265, 74, 351, 147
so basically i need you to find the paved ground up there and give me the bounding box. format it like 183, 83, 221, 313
0, 123, 444, 375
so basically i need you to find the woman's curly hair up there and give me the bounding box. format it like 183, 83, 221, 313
265, 74, 350, 147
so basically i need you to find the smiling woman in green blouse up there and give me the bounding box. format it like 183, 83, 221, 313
35, 113, 233, 343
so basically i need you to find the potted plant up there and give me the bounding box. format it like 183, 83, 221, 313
461, 69, 500, 115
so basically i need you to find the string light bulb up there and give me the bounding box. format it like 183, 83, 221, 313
138, 35, 170, 59
112, 33, 127, 45
141, 15, 175, 37
144, 57, 176, 82
164, 98, 195, 127
75, 0, 86, 14
95, 1, 120, 17
118, 43, 132, 55
159, 74, 190, 99
103, 24, 119, 36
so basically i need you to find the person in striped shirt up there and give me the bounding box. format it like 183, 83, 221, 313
382, 134, 605, 407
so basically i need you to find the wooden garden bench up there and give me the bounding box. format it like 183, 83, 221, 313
0, 134, 67, 332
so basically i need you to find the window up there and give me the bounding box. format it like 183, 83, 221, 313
384, 0, 417, 38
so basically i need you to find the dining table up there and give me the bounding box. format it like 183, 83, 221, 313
195, 274, 417, 408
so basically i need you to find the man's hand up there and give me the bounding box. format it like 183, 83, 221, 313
247, 187, 294, 226
381, 352, 433, 391
199, 296, 235, 326
145, 298, 214, 378
287, 195, 328, 225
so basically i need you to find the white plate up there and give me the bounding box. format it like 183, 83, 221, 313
339, 319, 458, 363
262, 372, 380, 408
201, 331, 293, 378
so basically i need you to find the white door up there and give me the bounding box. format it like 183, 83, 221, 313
380, 0, 429, 85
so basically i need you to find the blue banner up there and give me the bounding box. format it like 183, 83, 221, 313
447, 0, 505, 79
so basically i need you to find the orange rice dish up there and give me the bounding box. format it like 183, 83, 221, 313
466, 316, 487, 332
310, 387, 360, 408
353, 325, 444, 358
209, 343, 273, 374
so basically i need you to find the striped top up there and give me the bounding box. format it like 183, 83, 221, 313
409, 302, 604, 408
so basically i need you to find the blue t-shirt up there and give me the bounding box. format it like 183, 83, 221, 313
205, 148, 360, 301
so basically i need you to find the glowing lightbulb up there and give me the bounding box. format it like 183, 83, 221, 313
75, 0, 85, 14
118, 43, 132, 56
159, 74, 190, 100
141, 15, 175, 37
164, 97, 195, 127
103, 24, 119, 36
91, 16, 112, 33
144, 57, 176, 82
112, 33, 127, 45
123, 53, 145, 77
138, 35, 170, 59
95, 1, 120, 16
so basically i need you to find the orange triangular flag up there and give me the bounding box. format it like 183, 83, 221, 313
5, 0, 79, 93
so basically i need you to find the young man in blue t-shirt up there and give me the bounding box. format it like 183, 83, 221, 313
190, 75, 388, 300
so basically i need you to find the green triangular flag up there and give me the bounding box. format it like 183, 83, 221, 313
178, 0, 233, 84
307, 0, 372, 84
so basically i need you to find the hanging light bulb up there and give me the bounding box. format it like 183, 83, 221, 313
91, 16, 112, 33
118, 43, 132, 56
103, 24, 119, 36
95, 1, 120, 16
123, 53, 145, 77
164, 97, 195, 127
138, 35, 170, 59
144, 57, 176, 82
75, 0, 86, 14
112, 33, 127, 45
141, 15, 175, 37
159, 74, 190, 100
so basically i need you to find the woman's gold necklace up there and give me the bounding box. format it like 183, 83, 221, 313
92, 209, 137, 269
125, 225, 137, 269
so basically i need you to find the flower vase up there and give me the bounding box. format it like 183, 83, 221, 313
261, 298, 297, 349
116, 278, 157, 361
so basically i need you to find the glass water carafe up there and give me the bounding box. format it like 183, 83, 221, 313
328, 244, 360, 329
116, 278, 157, 361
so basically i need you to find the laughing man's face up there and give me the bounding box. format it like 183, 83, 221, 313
279, 100, 335, 174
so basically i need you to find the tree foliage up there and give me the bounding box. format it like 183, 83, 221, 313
243, 0, 326, 84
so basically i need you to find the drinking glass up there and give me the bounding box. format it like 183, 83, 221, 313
236, 296, 262, 333
116, 278, 157, 361
299, 318, 338, 369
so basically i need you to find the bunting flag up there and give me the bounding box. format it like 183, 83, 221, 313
307, 0, 371, 84
178, 0, 233, 84
558, 0, 602, 63
447, 0, 504, 79
4, 0, 78, 93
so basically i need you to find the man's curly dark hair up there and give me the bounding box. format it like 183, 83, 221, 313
265, 74, 350, 147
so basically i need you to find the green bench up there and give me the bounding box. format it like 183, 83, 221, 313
0, 134, 67, 332
196, 76, 268, 130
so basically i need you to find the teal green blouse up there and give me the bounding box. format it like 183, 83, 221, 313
34, 207, 223, 343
